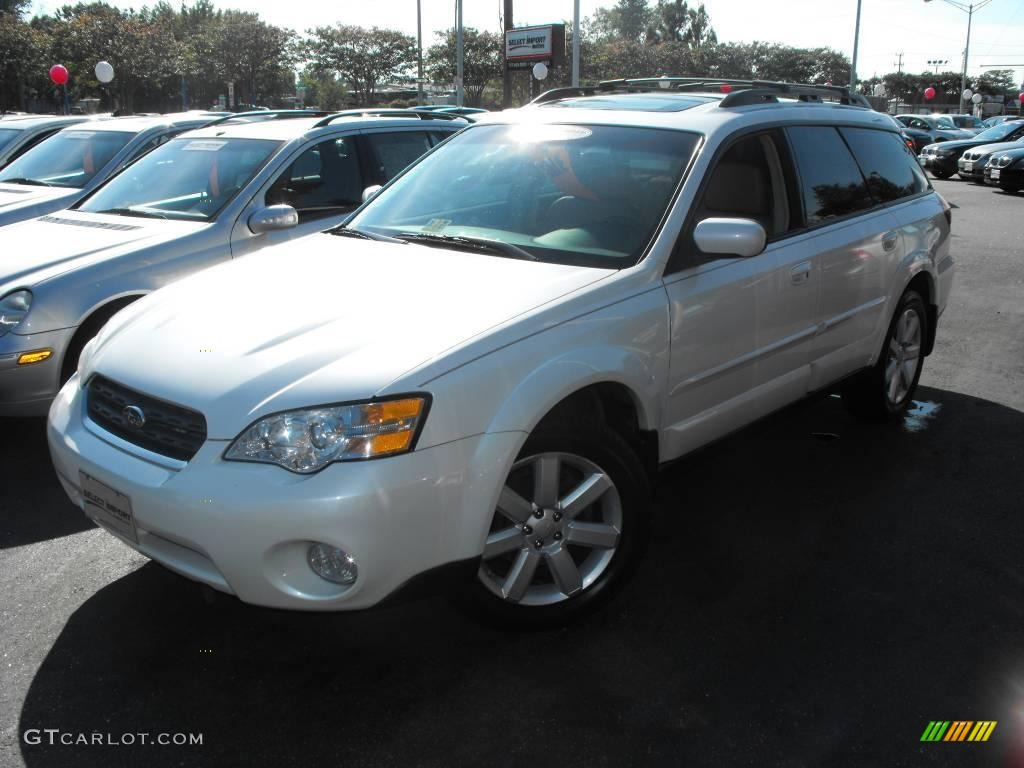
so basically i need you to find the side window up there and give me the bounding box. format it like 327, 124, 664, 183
363, 131, 432, 182
673, 131, 794, 270
840, 127, 928, 203
265, 137, 363, 221
786, 126, 873, 226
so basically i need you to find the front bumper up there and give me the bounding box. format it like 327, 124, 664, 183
0, 327, 75, 417
47, 376, 522, 611
984, 166, 1024, 189
919, 154, 957, 175
956, 159, 987, 182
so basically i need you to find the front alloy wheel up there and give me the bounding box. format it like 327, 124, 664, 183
479, 452, 622, 606
466, 425, 649, 626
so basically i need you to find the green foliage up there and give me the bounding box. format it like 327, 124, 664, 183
304, 24, 416, 106
974, 69, 1017, 97
425, 28, 503, 107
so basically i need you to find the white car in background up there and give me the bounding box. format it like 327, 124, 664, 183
48, 79, 953, 626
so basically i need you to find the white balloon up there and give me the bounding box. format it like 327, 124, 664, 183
95, 61, 114, 84
972, 93, 983, 104
962, 88, 973, 100
873, 83, 886, 97
532, 62, 549, 81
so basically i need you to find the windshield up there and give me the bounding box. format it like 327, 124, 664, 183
0, 129, 133, 188
974, 122, 1022, 142
348, 123, 701, 268
79, 137, 281, 221
0, 127, 21, 154
952, 116, 979, 128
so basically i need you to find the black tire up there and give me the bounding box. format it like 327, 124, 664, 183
843, 289, 929, 420
1000, 185, 1022, 194
458, 423, 651, 629
931, 168, 953, 180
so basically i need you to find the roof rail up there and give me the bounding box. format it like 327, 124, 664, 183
312, 109, 468, 128
208, 109, 332, 126
529, 76, 871, 109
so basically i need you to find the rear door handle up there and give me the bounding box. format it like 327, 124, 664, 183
791, 261, 812, 285
882, 231, 899, 252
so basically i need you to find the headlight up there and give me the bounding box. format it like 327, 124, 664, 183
224, 396, 429, 474
0, 290, 32, 338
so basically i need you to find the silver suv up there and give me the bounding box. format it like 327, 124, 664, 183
47, 79, 953, 625
0, 110, 464, 415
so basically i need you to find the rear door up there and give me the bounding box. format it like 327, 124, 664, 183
784, 126, 905, 390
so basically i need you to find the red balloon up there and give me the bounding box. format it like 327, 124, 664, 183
719, 84, 732, 93
924, 86, 936, 100
1019, 92, 1024, 103
49, 64, 68, 86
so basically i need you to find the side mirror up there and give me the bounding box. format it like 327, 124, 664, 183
248, 204, 298, 234
361, 185, 382, 203
693, 217, 767, 258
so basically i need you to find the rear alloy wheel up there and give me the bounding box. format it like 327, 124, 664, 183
466, 426, 649, 626
844, 290, 928, 419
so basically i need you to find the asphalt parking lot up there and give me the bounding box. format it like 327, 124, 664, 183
1, 178, 1022, 768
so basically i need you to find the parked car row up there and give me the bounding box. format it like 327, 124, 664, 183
917, 117, 1024, 191
4, 81, 953, 625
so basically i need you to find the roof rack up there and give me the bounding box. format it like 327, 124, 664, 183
208, 110, 333, 126
312, 109, 468, 128
529, 76, 871, 109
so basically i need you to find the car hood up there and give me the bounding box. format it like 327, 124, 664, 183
87, 234, 615, 439
0, 183, 80, 225
932, 137, 1005, 152
0, 210, 204, 296
962, 140, 1024, 156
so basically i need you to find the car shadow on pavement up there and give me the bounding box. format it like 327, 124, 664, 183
15, 386, 1024, 768
0, 418, 94, 549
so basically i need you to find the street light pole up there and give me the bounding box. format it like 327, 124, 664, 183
850, 0, 862, 89
572, 0, 581, 88
417, 0, 423, 105
456, 0, 464, 107
923, 0, 993, 112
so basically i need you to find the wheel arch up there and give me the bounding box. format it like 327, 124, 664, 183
60, 292, 148, 381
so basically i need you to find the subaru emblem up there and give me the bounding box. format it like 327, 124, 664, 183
123, 405, 146, 429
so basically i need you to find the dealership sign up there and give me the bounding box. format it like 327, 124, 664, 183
505, 24, 565, 69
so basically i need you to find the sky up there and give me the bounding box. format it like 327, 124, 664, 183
30, 0, 1024, 89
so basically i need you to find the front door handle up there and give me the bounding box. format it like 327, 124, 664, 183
791, 261, 812, 285
882, 231, 899, 252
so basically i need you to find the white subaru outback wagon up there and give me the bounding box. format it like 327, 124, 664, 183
48, 79, 954, 625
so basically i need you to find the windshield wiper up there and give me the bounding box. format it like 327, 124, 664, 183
0, 177, 56, 187
395, 232, 538, 261
329, 226, 406, 243
93, 207, 170, 220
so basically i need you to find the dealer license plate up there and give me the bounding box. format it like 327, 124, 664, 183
80, 471, 138, 544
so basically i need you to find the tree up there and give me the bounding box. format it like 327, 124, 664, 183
683, 3, 716, 52
0, 0, 31, 17
974, 69, 1016, 97
589, 0, 653, 43
212, 11, 296, 107
297, 66, 348, 110
0, 13, 48, 111
425, 28, 503, 107
647, 0, 689, 44
305, 24, 416, 106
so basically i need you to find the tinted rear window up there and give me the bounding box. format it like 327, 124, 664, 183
786, 126, 873, 225
840, 127, 928, 203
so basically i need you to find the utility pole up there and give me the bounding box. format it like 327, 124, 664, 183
850, 0, 863, 88
502, 0, 513, 108
572, 0, 580, 87
417, 0, 424, 105
923, 0, 993, 112
456, 0, 464, 107
895, 51, 904, 75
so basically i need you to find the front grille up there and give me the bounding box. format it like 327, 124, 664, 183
87, 375, 207, 461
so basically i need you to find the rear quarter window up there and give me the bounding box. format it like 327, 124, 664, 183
839, 127, 929, 203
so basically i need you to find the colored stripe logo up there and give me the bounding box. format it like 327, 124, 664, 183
921, 721, 997, 742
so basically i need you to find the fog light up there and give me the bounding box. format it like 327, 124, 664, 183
307, 543, 358, 585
